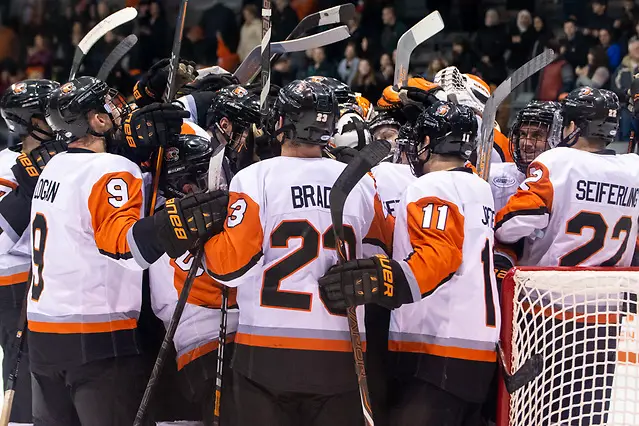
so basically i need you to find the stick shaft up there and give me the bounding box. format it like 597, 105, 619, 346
260, 0, 272, 124
212, 286, 229, 426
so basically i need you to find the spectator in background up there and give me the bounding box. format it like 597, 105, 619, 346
201, 2, 238, 66
583, 0, 614, 42
451, 36, 475, 74
217, 31, 240, 72
182, 26, 209, 66
380, 6, 407, 55
337, 42, 360, 86
537, 39, 574, 100
576, 45, 610, 88
272, 0, 298, 42
378, 53, 394, 86
138, 1, 167, 71
305, 47, 335, 78
599, 27, 622, 70
347, 12, 364, 52
474, 8, 508, 86
25, 34, 52, 79
507, 9, 536, 70
562, 19, 589, 70
424, 55, 448, 81
351, 58, 382, 101
0, 20, 18, 64
532, 16, 551, 57
237, 4, 261, 62
614, 0, 639, 40
611, 40, 639, 139
630, 21, 639, 42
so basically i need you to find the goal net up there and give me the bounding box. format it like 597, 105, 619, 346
497, 267, 639, 426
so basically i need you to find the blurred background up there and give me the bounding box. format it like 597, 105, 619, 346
0, 0, 635, 153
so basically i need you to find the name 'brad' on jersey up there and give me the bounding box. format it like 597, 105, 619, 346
575, 179, 639, 208
291, 185, 331, 209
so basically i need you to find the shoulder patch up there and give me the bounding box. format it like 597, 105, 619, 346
492, 175, 517, 188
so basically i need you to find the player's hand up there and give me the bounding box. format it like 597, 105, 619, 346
12, 139, 67, 198
154, 191, 229, 258
178, 71, 240, 96
122, 103, 189, 150
326, 146, 359, 164
318, 254, 412, 314
134, 58, 198, 106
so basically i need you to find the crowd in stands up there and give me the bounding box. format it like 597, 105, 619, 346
2, 0, 639, 141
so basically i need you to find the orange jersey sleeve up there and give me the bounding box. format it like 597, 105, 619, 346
363, 193, 395, 256
170, 254, 238, 308
204, 191, 264, 283
493, 129, 513, 163
404, 196, 464, 297
88, 171, 144, 262
495, 160, 554, 243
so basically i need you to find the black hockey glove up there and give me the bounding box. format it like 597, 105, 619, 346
326, 146, 359, 164
177, 72, 240, 96
133, 58, 198, 106
154, 191, 229, 258
494, 251, 514, 295
12, 139, 68, 198
318, 254, 413, 315
122, 103, 189, 150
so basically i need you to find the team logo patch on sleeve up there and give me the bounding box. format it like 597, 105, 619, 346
12, 82, 27, 94
61, 82, 76, 95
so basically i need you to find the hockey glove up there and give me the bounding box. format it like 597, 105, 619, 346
318, 254, 413, 315
13, 139, 68, 198
122, 103, 189, 150
177, 72, 240, 96
494, 251, 514, 295
154, 191, 229, 258
133, 58, 198, 106
326, 146, 359, 164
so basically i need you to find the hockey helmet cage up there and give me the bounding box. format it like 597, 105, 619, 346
561, 86, 619, 145
509, 100, 562, 173
162, 134, 214, 198
272, 80, 339, 146
46, 76, 130, 141
434, 67, 490, 113
1, 79, 60, 148
333, 112, 371, 150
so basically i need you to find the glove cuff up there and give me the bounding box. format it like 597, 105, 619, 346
372, 254, 413, 308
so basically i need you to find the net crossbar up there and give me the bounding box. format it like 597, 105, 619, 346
498, 267, 639, 426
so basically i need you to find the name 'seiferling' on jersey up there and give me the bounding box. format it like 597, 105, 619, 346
371, 162, 416, 218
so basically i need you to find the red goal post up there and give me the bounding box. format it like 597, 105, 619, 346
497, 267, 639, 426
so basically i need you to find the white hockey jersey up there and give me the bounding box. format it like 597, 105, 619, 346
150, 253, 239, 370
203, 156, 393, 393
391, 166, 499, 403
27, 148, 146, 368
489, 161, 526, 212
371, 162, 415, 217
495, 148, 639, 267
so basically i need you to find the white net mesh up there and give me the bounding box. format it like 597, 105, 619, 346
505, 269, 639, 426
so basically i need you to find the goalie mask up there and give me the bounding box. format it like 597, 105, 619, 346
162, 134, 214, 199
206, 84, 260, 157
1, 79, 60, 149
404, 101, 477, 177
271, 80, 338, 146
434, 67, 490, 114
561, 86, 620, 146
46, 76, 131, 145
509, 101, 562, 173
332, 113, 371, 150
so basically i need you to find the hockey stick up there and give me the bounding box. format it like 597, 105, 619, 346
68, 7, 138, 80
248, 3, 356, 83
0, 278, 29, 426
260, 0, 272, 126
95, 34, 138, 81
133, 248, 204, 426
148, 0, 189, 217
475, 50, 555, 394
394, 11, 445, 88
234, 26, 351, 84
476, 49, 555, 180
329, 139, 392, 426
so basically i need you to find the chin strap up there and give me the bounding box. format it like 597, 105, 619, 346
560, 125, 581, 148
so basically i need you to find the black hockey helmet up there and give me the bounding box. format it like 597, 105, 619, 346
206, 84, 260, 154
405, 101, 477, 176
162, 134, 214, 198
509, 100, 562, 173
561, 86, 619, 146
46, 76, 131, 141
0, 79, 60, 149
271, 79, 339, 146
304, 76, 356, 107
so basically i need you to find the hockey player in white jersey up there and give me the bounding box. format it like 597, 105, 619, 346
495, 87, 638, 425
490, 101, 562, 212
150, 79, 393, 425
26, 76, 212, 425
149, 134, 239, 425
320, 100, 499, 426
0, 78, 60, 423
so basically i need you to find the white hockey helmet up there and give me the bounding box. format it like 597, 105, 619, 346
332, 112, 371, 149
434, 66, 491, 114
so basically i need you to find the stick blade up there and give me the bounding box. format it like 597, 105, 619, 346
504, 353, 543, 394
207, 143, 227, 191
289, 3, 355, 39
96, 34, 138, 81
271, 26, 351, 54
394, 11, 445, 87
330, 140, 391, 233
